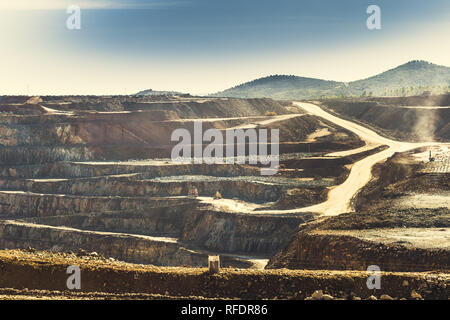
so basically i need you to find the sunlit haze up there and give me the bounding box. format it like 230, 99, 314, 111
0, 0, 449, 95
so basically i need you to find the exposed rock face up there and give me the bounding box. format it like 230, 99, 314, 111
267, 151, 450, 272
19, 206, 310, 255
266, 231, 449, 271
0, 192, 192, 218
320, 98, 450, 141
0, 220, 208, 267
0, 177, 284, 202
180, 210, 315, 254
0, 146, 93, 165
23, 205, 196, 237
0, 162, 259, 179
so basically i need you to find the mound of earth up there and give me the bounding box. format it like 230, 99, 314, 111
0, 249, 447, 300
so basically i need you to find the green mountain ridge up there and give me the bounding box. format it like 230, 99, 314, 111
212, 60, 450, 99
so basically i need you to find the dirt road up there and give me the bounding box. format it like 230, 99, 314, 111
275, 102, 447, 215
201, 102, 447, 216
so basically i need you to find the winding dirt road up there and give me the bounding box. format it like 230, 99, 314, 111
200, 102, 446, 216
289, 102, 441, 215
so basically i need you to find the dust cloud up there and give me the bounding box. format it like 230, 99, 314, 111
413, 102, 437, 142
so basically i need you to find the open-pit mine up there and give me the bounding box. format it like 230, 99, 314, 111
0, 94, 448, 300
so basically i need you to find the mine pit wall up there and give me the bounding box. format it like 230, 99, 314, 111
0, 162, 260, 179
180, 210, 316, 254
0, 221, 207, 267
0, 177, 284, 203
23, 205, 198, 238
0, 146, 94, 165
266, 232, 450, 272
0, 221, 251, 268
0, 140, 364, 166
0, 193, 310, 256
0, 192, 195, 218
0, 97, 291, 119
24, 206, 310, 255
9, 206, 312, 256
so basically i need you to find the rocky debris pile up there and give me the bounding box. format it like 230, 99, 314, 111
4, 247, 118, 265
0, 249, 447, 300
305, 290, 335, 300
76, 249, 107, 260
304, 290, 426, 300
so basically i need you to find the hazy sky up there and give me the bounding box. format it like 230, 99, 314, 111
0, 0, 449, 95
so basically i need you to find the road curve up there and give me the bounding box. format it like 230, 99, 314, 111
200, 101, 444, 216
273, 102, 442, 215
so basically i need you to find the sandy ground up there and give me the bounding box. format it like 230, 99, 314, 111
229, 113, 303, 129
41, 106, 74, 115
305, 128, 332, 142
316, 228, 450, 250
198, 196, 268, 212
392, 193, 450, 209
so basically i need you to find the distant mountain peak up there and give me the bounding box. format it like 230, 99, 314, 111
403, 60, 433, 65
394, 60, 438, 70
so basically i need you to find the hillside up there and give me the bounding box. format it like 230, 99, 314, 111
213, 61, 450, 99
212, 75, 344, 100
350, 61, 450, 96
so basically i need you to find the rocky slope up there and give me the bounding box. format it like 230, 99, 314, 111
267, 149, 450, 272
320, 95, 450, 141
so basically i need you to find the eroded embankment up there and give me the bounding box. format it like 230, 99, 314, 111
0, 187, 311, 259
0, 221, 255, 268
179, 209, 315, 254
320, 98, 450, 141
0, 162, 260, 179
0, 192, 193, 217
0, 250, 448, 300
4, 203, 311, 256
0, 220, 208, 267
266, 230, 449, 272
353, 150, 449, 212
266, 151, 450, 272
0, 175, 298, 203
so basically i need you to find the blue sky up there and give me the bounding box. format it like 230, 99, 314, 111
0, 0, 449, 95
